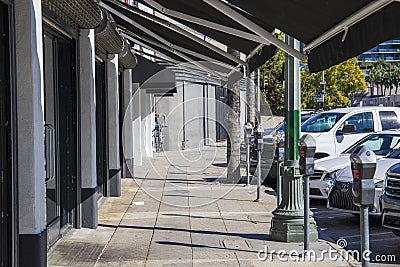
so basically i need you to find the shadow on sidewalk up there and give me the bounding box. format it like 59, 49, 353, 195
99, 223, 270, 241
156, 241, 257, 253
160, 213, 270, 224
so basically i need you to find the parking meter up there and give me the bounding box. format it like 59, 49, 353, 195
244, 122, 252, 143
274, 135, 285, 163
350, 145, 376, 206
298, 134, 316, 176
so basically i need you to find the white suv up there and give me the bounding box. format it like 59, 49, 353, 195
301, 106, 400, 159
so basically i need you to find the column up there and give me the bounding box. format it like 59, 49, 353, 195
79, 29, 98, 228
132, 83, 142, 165
141, 91, 154, 158
15, 0, 47, 266
122, 69, 134, 177
107, 54, 121, 197
270, 36, 318, 242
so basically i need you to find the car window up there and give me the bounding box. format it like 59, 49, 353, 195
301, 113, 345, 133
388, 149, 400, 159
379, 111, 400, 130
345, 134, 400, 155
338, 112, 374, 133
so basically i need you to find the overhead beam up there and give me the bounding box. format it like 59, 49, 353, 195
304, 0, 395, 52
101, 2, 236, 74
100, 0, 246, 65
143, 0, 270, 45
122, 32, 228, 81
202, 0, 307, 61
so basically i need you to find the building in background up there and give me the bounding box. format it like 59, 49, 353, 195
358, 39, 400, 63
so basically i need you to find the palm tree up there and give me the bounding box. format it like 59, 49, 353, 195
394, 64, 400, 95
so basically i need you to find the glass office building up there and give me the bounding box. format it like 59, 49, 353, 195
358, 39, 400, 63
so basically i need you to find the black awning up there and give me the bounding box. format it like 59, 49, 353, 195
102, 0, 275, 73
103, 0, 237, 67
133, 55, 177, 94
142, 0, 400, 72
135, 0, 273, 55
226, 0, 400, 72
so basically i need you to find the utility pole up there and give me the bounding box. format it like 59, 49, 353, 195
270, 35, 318, 242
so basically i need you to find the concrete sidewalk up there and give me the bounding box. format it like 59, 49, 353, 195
48, 144, 355, 267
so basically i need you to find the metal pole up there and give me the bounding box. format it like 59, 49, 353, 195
322, 71, 325, 108
257, 68, 261, 111
246, 142, 250, 187
255, 148, 263, 202
270, 35, 318, 242
277, 162, 282, 206
304, 175, 310, 251
361, 207, 370, 267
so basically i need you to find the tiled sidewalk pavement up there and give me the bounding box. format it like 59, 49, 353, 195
48, 143, 355, 267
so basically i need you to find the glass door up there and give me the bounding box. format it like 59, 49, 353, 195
44, 30, 77, 247
44, 32, 60, 246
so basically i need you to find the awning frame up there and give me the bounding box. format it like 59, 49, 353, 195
122, 32, 227, 82
100, 0, 246, 65
202, 0, 306, 61
102, 2, 232, 80
143, 0, 269, 45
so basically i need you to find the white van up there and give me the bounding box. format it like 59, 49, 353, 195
301, 107, 400, 159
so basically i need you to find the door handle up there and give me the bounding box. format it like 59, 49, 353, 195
45, 124, 55, 182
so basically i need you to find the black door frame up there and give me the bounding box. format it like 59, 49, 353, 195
43, 22, 80, 245
0, 0, 17, 266
95, 55, 109, 198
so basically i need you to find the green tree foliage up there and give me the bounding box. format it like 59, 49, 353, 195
259, 49, 285, 115
301, 58, 366, 109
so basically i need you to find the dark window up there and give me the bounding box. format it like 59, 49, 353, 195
379, 111, 400, 130
340, 112, 374, 133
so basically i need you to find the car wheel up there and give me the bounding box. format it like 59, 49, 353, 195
392, 230, 400, 237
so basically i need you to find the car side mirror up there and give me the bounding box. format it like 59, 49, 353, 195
337, 124, 356, 135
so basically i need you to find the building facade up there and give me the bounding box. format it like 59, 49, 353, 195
0, 1, 157, 266
357, 39, 400, 63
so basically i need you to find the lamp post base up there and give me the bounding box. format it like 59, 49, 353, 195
270, 214, 318, 242
269, 163, 318, 242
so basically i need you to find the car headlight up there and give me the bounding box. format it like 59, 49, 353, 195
375, 180, 384, 188
323, 169, 340, 181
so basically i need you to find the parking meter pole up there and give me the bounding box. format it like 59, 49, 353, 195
246, 142, 250, 187
304, 175, 310, 251
254, 125, 263, 202
361, 207, 370, 267
277, 162, 282, 206
275, 138, 284, 206
255, 148, 263, 202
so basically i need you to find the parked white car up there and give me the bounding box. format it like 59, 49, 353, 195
310, 131, 400, 199
327, 147, 400, 215
301, 106, 400, 159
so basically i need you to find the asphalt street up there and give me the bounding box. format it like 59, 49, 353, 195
311, 199, 400, 266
